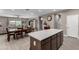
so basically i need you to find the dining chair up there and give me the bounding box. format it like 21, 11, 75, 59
24, 27, 32, 35
15, 28, 23, 39
6, 28, 15, 41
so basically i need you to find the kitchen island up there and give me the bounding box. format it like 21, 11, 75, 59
28, 29, 63, 50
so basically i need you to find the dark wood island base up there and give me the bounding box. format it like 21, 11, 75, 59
28, 29, 63, 50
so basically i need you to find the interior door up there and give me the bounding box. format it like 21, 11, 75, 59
67, 15, 78, 38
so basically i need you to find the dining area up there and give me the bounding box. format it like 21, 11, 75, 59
6, 27, 34, 41
3, 17, 36, 42
0, 19, 33, 49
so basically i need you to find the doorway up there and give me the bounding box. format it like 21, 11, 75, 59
67, 15, 78, 38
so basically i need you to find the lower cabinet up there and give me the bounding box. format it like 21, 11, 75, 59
41, 42, 51, 50
41, 38, 51, 50
30, 37, 41, 50
30, 31, 63, 50
56, 33, 61, 49
60, 31, 63, 46
51, 35, 57, 50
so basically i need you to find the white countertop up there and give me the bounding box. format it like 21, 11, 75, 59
28, 29, 63, 41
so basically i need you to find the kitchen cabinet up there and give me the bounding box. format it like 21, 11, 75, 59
28, 29, 63, 50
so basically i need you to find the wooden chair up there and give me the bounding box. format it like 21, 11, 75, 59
24, 27, 33, 34
6, 28, 15, 41
15, 28, 23, 39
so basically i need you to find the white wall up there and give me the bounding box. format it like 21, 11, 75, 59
0, 17, 8, 34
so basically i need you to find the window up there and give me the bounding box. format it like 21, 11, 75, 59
15, 21, 22, 27
9, 20, 22, 28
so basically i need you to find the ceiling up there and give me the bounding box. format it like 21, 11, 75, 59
0, 9, 66, 18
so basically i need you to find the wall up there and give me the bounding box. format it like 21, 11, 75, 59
35, 17, 40, 31
0, 16, 8, 34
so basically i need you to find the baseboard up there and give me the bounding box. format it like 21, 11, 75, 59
64, 34, 79, 39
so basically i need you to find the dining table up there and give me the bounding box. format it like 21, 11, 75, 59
8, 27, 34, 33
8, 28, 23, 33
7, 27, 34, 41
